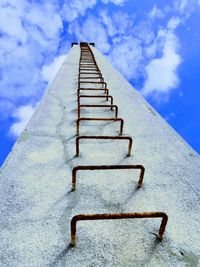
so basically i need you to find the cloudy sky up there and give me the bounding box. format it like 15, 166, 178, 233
0, 0, 200, 166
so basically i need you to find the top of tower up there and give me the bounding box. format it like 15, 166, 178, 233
71, 42, 95, 47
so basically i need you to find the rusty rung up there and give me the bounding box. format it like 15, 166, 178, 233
79, 77, 104, 80
80, 56, 94, 58
79, 65, 99, 69
80, 62, 96, 64
76, 117, 124, 135
80, 58, 95, 60
79, 67, 100, 73
80, 58, 94, 60
79, 68, 99, 71
79, 59, 97, 63
78, 95, 113, 108
79, 74, 103, 79
78, 83, 107, 89
80, 58, 94, 61
70, 212, 168, 246
79, 68, 100, 72
80, 64, 97, 67
78, 104, 118, 118
77, 89, 109, 98
80, 55, 95, 58
79, 68, 101, 74
79, 78, 104, 84
79, 81, 106, 85
76, 135, 132, 156
80, 62, 96, 65
81, 53, 93, 55
80, 71, 102, 75
71, 164, 144, 191
80, 57, 95, 59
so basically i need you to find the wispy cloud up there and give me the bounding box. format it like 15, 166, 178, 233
0, 0, 63, 123
101, 0, 128, 5
9, 104, 36, 137
68, 15, 111, 53
61, 0, 97, 22
41, 54, 67, 84
108, 36, 143, 80
141, 17, 182, 98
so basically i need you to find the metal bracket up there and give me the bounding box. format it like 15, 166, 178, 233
71, 164, 145, 191
76, 117, 124, 135
78, 104, 118, 118
70, 212, 168, 246
75, 135, 132, 156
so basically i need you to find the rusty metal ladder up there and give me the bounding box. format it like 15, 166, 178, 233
70, 42, 168, 246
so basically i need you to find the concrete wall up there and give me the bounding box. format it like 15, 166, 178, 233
0, 45, 200, 266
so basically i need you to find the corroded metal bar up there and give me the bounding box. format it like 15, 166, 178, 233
80, 71, 102, 75
79, 64, 98, 68
79, 77, 104, 81
76, 117, 124, 135
77, 89, 109, 99
78, 77, 104, 84
79, 68, 99, 71
71, 164, 144, 191
70, 212, 168, 246
79, 81, 107, 89
78, 104, 118, 118
78, 95, 113, 107
76, 135, 132, 156
80, 69, 101, 73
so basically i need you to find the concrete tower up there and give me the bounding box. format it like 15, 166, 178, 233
0, 43, 200, 266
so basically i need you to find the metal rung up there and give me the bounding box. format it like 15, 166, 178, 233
79, 78, 104, 84
76, 117, 124, 135
79, 81, 107, 86
70, 212, 168, 246
80, 64, 97, 67
79, 77, 104, 80
72, 164, 144, 191
75, 135, 132, 156
79, 69, 100, 72
77, 89, 109, 99
79, 74, 103, 78
79, 71, 102, 75
78, 104, 118, 118
78, 95, 113, 107
79, 69, 101, 73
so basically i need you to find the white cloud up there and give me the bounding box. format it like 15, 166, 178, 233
167, 17, 181, 30
148, 5, 164, 20
62, 0, 97, 22
0, 1, 63, 103
0, 1, 27, 43
141, 26, 182, 97
68, 16, 110, 53
112, 11, 134, 35
41, 54, 67, 84
99, 10, 117, 36
9, 104, 36, 137
27, 3, 63, 38
108, 36, 143, 80
101, 0, 127, 5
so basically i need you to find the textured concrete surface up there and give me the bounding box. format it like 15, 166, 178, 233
0, 45, 200, 267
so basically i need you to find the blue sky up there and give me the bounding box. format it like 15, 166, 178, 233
0, 0, 200, 166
